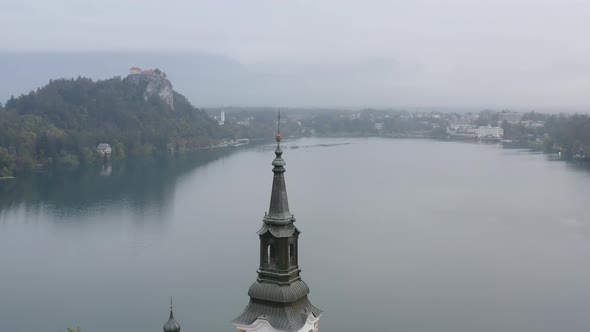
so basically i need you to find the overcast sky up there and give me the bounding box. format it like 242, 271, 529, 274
2, 0, 590, 110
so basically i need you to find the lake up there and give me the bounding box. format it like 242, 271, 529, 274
1, 137, 590, 332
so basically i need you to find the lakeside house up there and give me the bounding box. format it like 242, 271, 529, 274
96, 143, 112, 156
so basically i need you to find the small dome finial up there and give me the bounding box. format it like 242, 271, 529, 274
163, 297, 180, 332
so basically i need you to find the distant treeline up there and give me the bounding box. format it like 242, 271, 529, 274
543, 114, 590, 158
476, 111, 590, 159
297, 109, 447, 138
2, 73, 589, 177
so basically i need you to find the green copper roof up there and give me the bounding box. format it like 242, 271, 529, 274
264, 135, 294, 225
234, 120, 322, 332
232, 296, 322, 332
257, 223, 299, 238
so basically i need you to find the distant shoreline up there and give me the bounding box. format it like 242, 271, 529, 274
3, 136, 585, 180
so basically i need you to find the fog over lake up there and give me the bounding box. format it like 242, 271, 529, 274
1, 137, 589, 332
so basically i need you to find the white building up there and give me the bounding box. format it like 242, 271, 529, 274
477, 126, 504, 139
96, 143, 112, 156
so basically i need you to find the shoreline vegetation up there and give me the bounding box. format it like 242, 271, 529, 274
1, 74, 589, 178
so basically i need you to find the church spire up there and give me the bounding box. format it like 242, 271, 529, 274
265, 111, 294, 224
233, 112, 322, 332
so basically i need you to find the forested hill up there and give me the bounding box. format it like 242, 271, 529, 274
0, 72, 223, 176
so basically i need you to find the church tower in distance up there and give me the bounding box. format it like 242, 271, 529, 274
233, 115, 322, 332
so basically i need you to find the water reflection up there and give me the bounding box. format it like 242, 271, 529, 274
1, 138, 590, 332
99, 163, 112, 177
0, 149, 234, 221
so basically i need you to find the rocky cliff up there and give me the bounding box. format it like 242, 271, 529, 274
123, 70, 174, 109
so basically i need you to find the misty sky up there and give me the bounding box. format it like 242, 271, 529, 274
2, 0, 590, 110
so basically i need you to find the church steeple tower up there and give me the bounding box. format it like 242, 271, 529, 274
233, 113, 322, 332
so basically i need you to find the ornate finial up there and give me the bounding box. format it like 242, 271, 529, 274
163, 297, 181, 332
272, 110, 284, 165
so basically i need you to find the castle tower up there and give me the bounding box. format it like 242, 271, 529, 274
233, 114, 322, 332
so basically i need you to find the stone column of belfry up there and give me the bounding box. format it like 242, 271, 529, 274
232, 114, 322, 332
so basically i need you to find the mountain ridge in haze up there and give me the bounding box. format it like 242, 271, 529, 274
1, 52, 587, 112
0, 53, 429, 110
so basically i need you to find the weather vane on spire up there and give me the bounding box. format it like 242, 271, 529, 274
276, 110, 282, 143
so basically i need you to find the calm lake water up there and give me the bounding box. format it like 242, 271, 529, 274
1, 137, 590, 332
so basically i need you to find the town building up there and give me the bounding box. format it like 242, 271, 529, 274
232, 126, 322, 332
477, 126, 504, 139
447, 124, 478, 139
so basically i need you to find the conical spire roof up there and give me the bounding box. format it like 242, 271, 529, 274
233, 112, 322, 332
163, 298, 180, 332
264, 112, 295, 225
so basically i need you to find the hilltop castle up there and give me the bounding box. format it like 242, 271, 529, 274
129, 66, 166, 77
